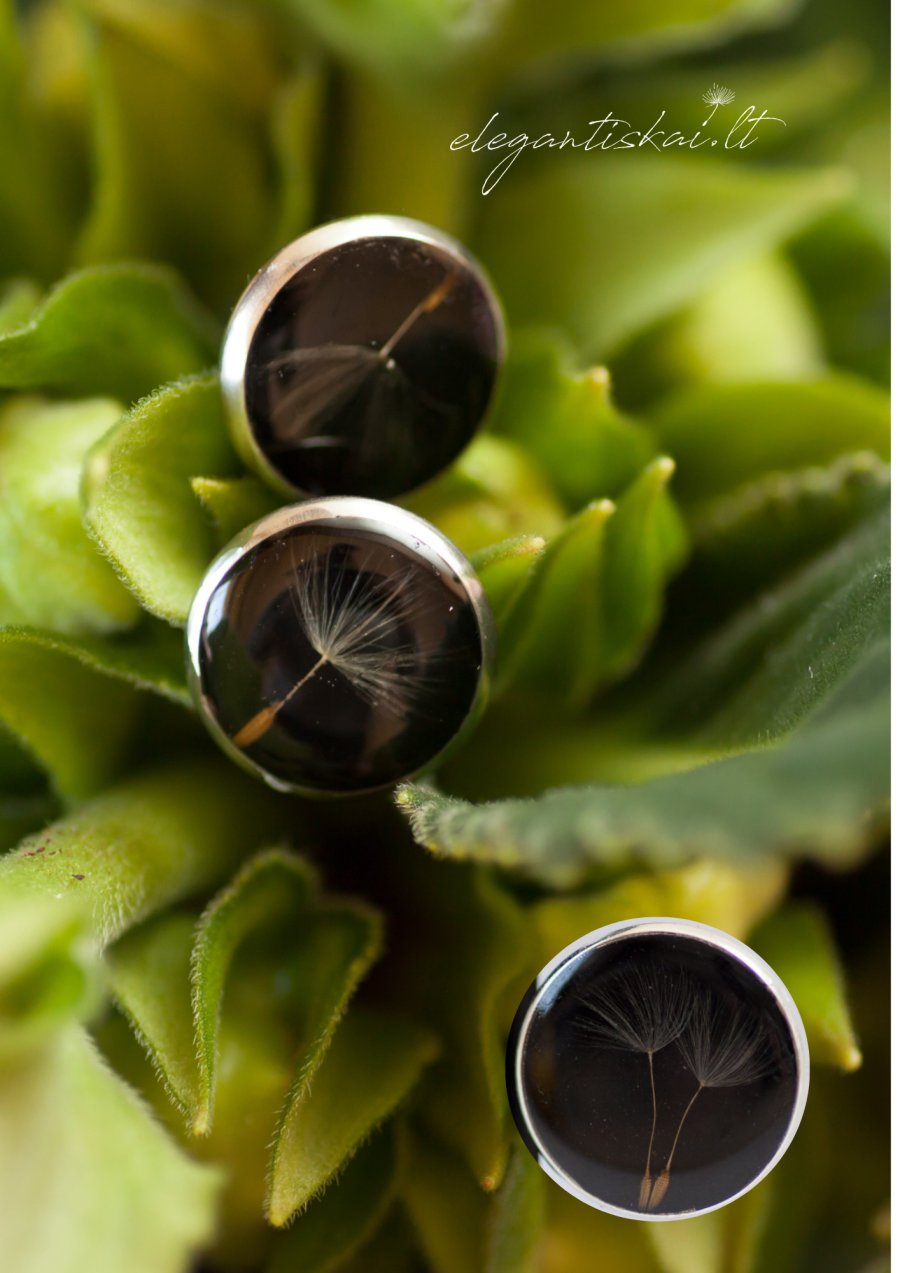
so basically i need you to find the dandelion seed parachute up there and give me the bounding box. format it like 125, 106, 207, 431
186, 498, 495, 796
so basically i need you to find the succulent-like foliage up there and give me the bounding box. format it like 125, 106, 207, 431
0, 0, 888, 1269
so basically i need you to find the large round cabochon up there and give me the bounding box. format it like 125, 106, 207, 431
507, 919, 808, 1221
186, 500, 494, 795
222, 217, 504, 500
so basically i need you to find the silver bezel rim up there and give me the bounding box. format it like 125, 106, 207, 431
185, 496, 496, 798
220, 214, 508, 501
509, 916, 811, 1223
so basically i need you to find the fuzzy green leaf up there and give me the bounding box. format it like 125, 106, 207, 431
489, 328, 656, 507
267, 1124, 398, 1273
0, 396, 140, 634
0, 627, 142, 797
191, 475, 282, 550
471, 535, 546, 633
82, 375, 242, 625
75, 3, 289, 310
398, 502, 889, 883
651, 375, 891, 507
0, 264, 217, 403
0, 890, 99, 1055
402, 1130, 490, 1273
106, 911, 199, 1116
687, 450, 890, 602
407, 865, 529, 1191
475, 157, 849, 358
0, 759, 293, 945
0, 1025, 221, 1273
402, 434, 564, 556
192, 848, 318, 1136
485, 1140, 546, 1273
272, 1008, 439, 1213
268, 900, 386, 1223
650, 499, 888, 749
398, 672, 886, 886
751, 902, 861, 1072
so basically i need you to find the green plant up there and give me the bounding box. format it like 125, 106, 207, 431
0, 0, 889, 1270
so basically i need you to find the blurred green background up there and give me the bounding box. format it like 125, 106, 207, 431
0, 0, 889, 1270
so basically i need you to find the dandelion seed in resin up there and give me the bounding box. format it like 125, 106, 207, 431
649, 988, 773, 1209
578, 962, 692, 1209
187, 499, 493, 796
702, 83, 736, 124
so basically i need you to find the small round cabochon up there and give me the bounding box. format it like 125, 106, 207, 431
224, 216, 503, 500
187, 500, 492, 796
507, 919, 808, 1221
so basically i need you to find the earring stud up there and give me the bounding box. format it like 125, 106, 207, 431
507, 917, 809, 1221
186, 498, 495, 796
220, 215, 506, 502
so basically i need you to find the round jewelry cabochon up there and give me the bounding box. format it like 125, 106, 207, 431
222, 216, 504, 501
186, 499, 493, 796
507, 918, 809, 1220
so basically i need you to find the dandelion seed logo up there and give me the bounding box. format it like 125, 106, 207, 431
702, 83, 736, 125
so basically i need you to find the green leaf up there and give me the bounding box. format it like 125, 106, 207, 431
75, 2, 290, 310
0, 890, 99, 1054
0, 264, 218, 403
649, 498, 889, 749
494, 498, 613, 701
0, 759, 293, 945
191, 474, 283, 549
686, 450, 890, 603
267, 1124, 398, 1273
401, 434, 565, 557
402, 1129, 490, 1273
475, 157, 849, 358
471, 534, 547, 633
542, 1182, 658, 1272
0, 1025, 221, 1273
406, 865, 528, 1191
268, 900, 386, 1223
0, 277, 41, 334
497, 0, 797, 78
751, 902, 861, 1071
645, 1180, 774, 1273
495, 458, 686, 706
485, 1140, 546, 1273
0, 0, 76, 281
651, 376, 891, 507
268, 62, 326, 251
489, 328, 656, 507
275, 0, 501, 85
0, 619, 191, 708
398, 669, 887, 886
192, 848, 318, 1135
0, 396, 140, 634
82, 374, 242, 625
532, 858, 788, 970
106, 911, 199, 1116
0, 626, 142, 797
270, 1008, 438, 1214
398, 496, 889, 884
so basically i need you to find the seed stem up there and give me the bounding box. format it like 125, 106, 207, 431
232, 654, 328, 748
379, 271, 456, 360
639, 1050, 658, 1210
650, 1082, 704, 1209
